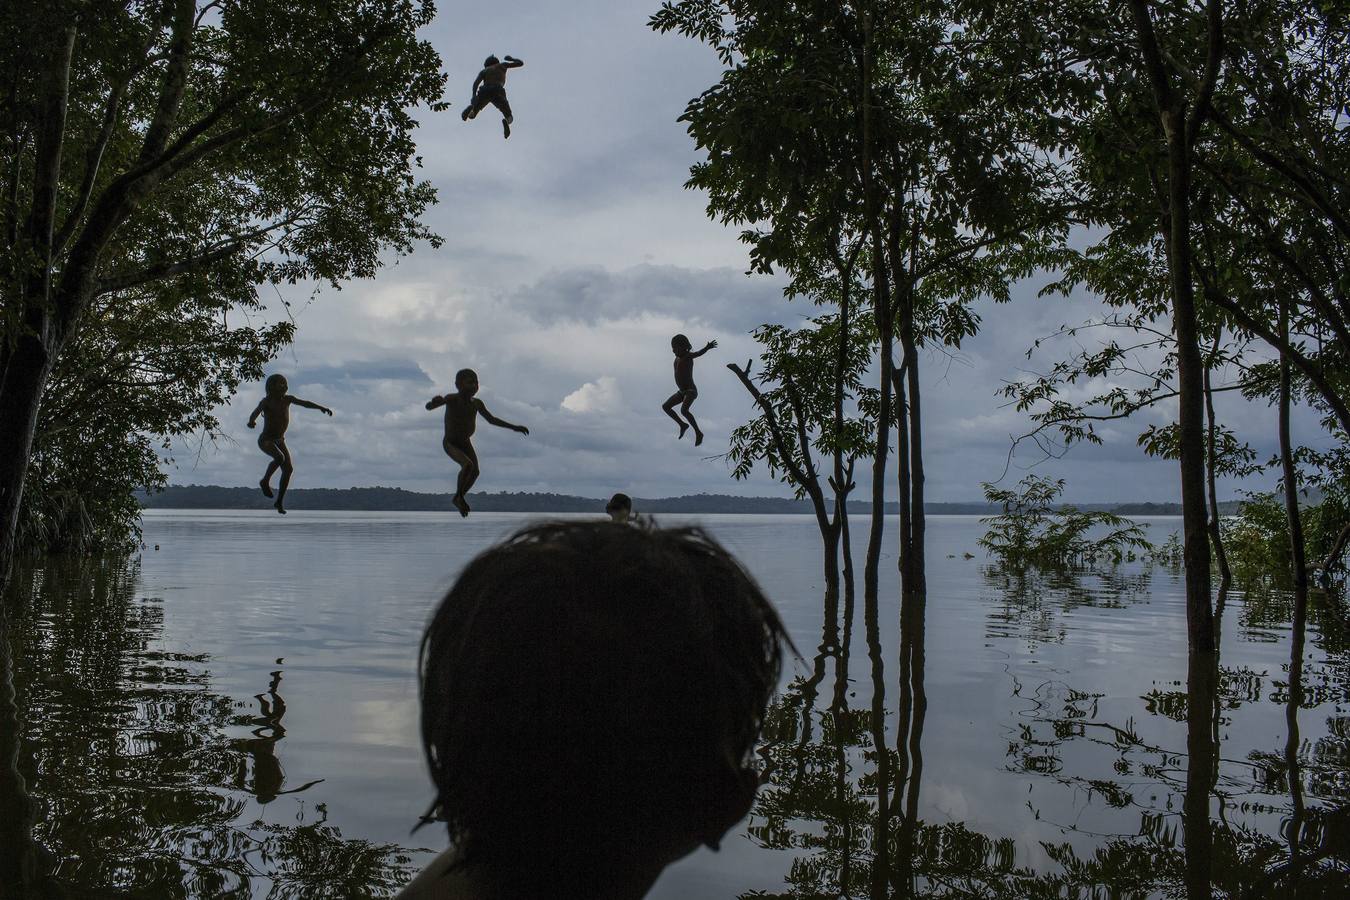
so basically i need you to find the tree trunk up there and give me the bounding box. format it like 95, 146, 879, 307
0, 333, 55, 591
1167, 136, 1216, 653
1183, 646, 1217, 900
902, 327, 926, 598
1203, 357, 1231, 591
1127, 0, 1217, 654
1279, 302, 1308, 610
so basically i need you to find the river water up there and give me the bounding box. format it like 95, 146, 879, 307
3, 511, 1346, 897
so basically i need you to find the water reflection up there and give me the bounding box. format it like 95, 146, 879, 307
746, 567, 1350, 897
0, 558, 420, 898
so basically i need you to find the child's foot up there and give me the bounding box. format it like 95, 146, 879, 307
461, 107, 470, 121
502, 119, 510, 139
452, 494, 470, 518
274, 501, 286, 515
259, 478, 273, 499
677, 422, 689, 440
694, 429, 705, 447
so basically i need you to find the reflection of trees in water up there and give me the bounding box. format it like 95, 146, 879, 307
0, 559, 420, 898
744, 572, 1350, 898
982, 566, 1156, 649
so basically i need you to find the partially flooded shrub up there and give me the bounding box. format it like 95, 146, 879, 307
979, 476, 1153, 570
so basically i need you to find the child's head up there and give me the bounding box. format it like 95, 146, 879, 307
418, 522, 788, 895
454, 368, 479, 396
671, 334, 692, 354
605, 492, 633, 523
264, 373, 287, 396
483, 54, 499, 67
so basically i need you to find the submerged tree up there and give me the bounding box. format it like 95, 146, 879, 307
0, 0, 447, 589
979, 476, 1154, 570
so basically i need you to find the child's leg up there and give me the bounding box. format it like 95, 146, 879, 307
461, 90, 489, 121
258, 437, 285, 497
443, 439, 480, 516
273, 440, 294, 512
662, 392, 689, 438
680, 391, 704, 445
491, 92, 513, 137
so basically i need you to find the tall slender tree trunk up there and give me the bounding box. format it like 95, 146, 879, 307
1166, 140, 1216, 653
1183, 645, 1217, 900
1278, 302, 1309, 613
1203, 349, 1231, 591
901, 328, 926, 597
1278, 299, 1309, 890
1128, 0, 1217, 653
860, 0, 892, 600
0, 335, 56, 590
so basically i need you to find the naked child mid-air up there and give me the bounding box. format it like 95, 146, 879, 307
662, 334, 717, 446
461, 54, 523, 138
247, 374, 333, 514
426, 369, 530, 517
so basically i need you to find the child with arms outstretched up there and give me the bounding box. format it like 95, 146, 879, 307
247, 374, 332, 514
427, 369, 529, 517
662, 334, 717, 446
461, 54, 524, 138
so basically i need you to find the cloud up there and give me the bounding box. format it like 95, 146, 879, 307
561, 376, 622, 414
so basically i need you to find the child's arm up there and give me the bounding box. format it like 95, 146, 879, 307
503, 55, 523, 68
470, 70, 484, 94
247, 400, 265, 428
476, 400, 529, 435
425, 394, 447, 411
689, 339, 718, 358
289, 396, 334, 416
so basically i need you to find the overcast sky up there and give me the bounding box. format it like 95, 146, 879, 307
169, 0, 1325, 504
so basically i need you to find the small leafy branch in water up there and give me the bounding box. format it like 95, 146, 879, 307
979, 477, 1153, 570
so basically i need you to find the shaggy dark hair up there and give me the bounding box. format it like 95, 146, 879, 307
417, 521, 788, 892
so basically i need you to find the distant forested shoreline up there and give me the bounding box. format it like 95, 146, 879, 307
136, 485, 1228, 516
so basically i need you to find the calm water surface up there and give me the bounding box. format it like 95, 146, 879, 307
4, 511, 1347, 897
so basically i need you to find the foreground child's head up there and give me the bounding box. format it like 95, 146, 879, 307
265, 373, 288, 396
483, 54, 500, 68
418, 521, 788, 897
671, 334, 692, 354
605, 492, 633, 523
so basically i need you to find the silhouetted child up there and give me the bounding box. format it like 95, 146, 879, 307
426, 369, 529, 518
605, 492, 633, 523
662, 333, 717, 446
247, 374, 332, 514
399, 521, 789, 900
460, 54, 524, 138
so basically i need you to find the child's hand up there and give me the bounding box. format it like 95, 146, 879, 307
322, 407, 333, 417
425, 396, 439, 410
706, 339, 718, 350
247, 420, 256, 429
517, 425, 530, 435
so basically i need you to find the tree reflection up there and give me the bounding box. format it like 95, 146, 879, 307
744, 569, 1350, 897
0, 558, 421, 898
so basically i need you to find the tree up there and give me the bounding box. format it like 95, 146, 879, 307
652, 0, 1066, 600
0, 0, 446, 589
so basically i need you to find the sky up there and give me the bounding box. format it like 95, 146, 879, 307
168, 0, 1326, 504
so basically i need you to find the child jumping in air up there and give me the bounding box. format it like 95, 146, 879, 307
662, 334, 717, 446
461, 54, 524, 139
247, 374, 333, 514
426, 369, 529, 518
